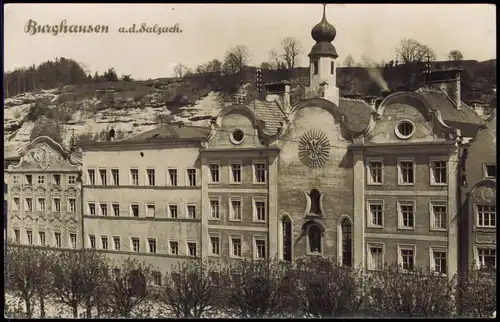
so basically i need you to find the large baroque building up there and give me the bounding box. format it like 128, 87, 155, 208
5, 6, 493, 277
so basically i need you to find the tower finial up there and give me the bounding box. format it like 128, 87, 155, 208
323, 3, 327, 19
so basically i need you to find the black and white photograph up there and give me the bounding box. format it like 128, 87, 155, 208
3, 3, 497, 318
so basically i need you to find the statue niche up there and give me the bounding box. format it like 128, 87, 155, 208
305, 188, 325, 218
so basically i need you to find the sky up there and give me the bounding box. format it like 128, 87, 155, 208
4, 3, 496, 79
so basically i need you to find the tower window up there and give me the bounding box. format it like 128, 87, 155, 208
308, 224, 322, 254
309, 189, 322, 215
341, 218, 353, 267
330, 61, 334, 74
313, 61, 319, 75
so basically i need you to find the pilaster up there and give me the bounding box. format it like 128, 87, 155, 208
447, 149, 459, 279
268, 153, 279, 259
352, 148, 365, 268
200, 155, 210, 260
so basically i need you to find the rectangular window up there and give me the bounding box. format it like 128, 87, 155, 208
12, 175, 20, 184
113, 236, 121, 250
254, 163, 266, 183
14, 229, 20, 243
169, 241, 179, 255
130, 169, 139, 186
89, 235, 96, 249
68, 198, 76, 213
39, 231, 46, 246
112, 203, 120, 216
477, 205, 496, 228
25, 198, 33, 212
169, 205, 178, 218
99, 169, 107, 186
477, 248, 496, 268
187, 242, 197, 257
88, 202, 96, 216
70, 234, 77, 249
53, 198, 61, 212
484, 164, 497, 179
231, 236, 242, 257
368, 245, 384, 271
254, 200, 266, 222
399, 246, 415, 271
187, 205, 196, 219
148, 238, 157, 253
313, 61, 319, 75
367, 160, 383, 184
210, 199, 220, 219
431, 249, 447, 275
100, 203, 108, 216
13, 197, 20, 211
152, 272, 162, 286
255, 238, 267, 260
68, 175, 76, 185
146, 204, 155, 217
146, 169, 156, 186
168, 169, 178, 186
210, 236, 220, 255
330, 61, 335, 74
431, 160, 447, 184
101, 236, 108, 250
55, 232, 62, 248
230, 198, 242, 221
399, 160, 414, 185
37, 198, 45, 212
368, 201, 384, 227
26, 230, 33, 245
230, 163, 242, 183
52, 174, 61, 186
187, 169, 197, 186
398, 201, 415, 229
111, 169, 119, 185
131, 204, 139, 217
431, 203, 447, 230
25, 175, 33, 185
209, 164, 220, 183
87, 170, 95, 185
37, 175, 45, 184
131, 237, 140, 252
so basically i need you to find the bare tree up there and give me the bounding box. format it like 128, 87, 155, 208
395, 38, 436, 64
267, 50, 282, 70
205, 59, 222, 73
343, 54, 355, 67
223, 45, 251, 74
34, 248, 56, 318
173, 64, 191, 77
281, 37, 303, 68
156, 261, 219, 318
448, 50, 464, 61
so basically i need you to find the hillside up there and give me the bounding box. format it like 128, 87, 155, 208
3, 59, 496, 155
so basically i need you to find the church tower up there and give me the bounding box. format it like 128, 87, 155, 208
308, 4, 339, 106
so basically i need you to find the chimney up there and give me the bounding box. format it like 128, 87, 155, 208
422, 68, 463, 109
380, 89, 392, 98
264, 81, 291, 111
363, 96, 377, 111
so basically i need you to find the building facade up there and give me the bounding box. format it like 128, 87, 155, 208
458, 111, 496, 274
6, 136, 83, 249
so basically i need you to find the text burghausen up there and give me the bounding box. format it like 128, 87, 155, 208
24, 19, 110, 36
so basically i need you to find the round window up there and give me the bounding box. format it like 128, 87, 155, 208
230, 129, 245, 144
395, 120, 415, 139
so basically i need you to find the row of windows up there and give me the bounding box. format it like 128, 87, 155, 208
12, 228, 77, 249
11, 174, 77, 186
87, 202, 197, 219
209, 234, 268, 260
85, 162, 267, 187
11, 197, 77, 213
209, 197, 267, 222
87, 235, 197, 257
367, 244, 496, 273
367, 201, 496, 229
366, 158, 448, 185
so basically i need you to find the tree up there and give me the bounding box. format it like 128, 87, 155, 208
103, 258, 153, 318
33, 248, 56, 318
457, 265, 496, 317
205, 59, 222, 73
448, 50, 464, 61
260, 62, 273, 69
30, 117, 64, 145
281, 37, 303, 68
157, 261, 219, 318
223, 45, 251, 74
173, 64, 190, 77
395, 38, 436, 64
102, 68, 118, 82
343, 54, 355, 67
121, 74, 133, 81
268, 49, 282, 70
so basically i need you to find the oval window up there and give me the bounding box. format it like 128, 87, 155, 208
395, 120, 415, 140
230, 129, 245, 144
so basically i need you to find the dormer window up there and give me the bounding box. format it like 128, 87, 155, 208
484, 164, 497, 179
313, 61, 319, 75
330, 61, 334, 74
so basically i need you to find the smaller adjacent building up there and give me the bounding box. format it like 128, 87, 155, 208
6, 136, 83, 249
458, 111, 497, 274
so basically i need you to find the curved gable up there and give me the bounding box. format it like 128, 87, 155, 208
469, 179, 496, 206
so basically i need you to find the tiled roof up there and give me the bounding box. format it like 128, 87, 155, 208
125, 124, 211, 142
249, 100, 285, 135
4, 147, 20, 160
338, 98, 373, 133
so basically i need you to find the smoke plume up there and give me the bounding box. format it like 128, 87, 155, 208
367, 67, 389, 92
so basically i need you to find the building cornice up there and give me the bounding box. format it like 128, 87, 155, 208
80, 139, 203, 151
349, 141, 458, 154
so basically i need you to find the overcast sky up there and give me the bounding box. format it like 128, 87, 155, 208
4, 3, 496, 79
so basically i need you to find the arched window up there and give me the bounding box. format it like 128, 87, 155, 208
309, 189, 321, 215
308, 224, 322, 254
341, 218, 352, 267
282, 216, 292, 262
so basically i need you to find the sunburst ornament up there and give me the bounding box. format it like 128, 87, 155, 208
298, 129, 331, 168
